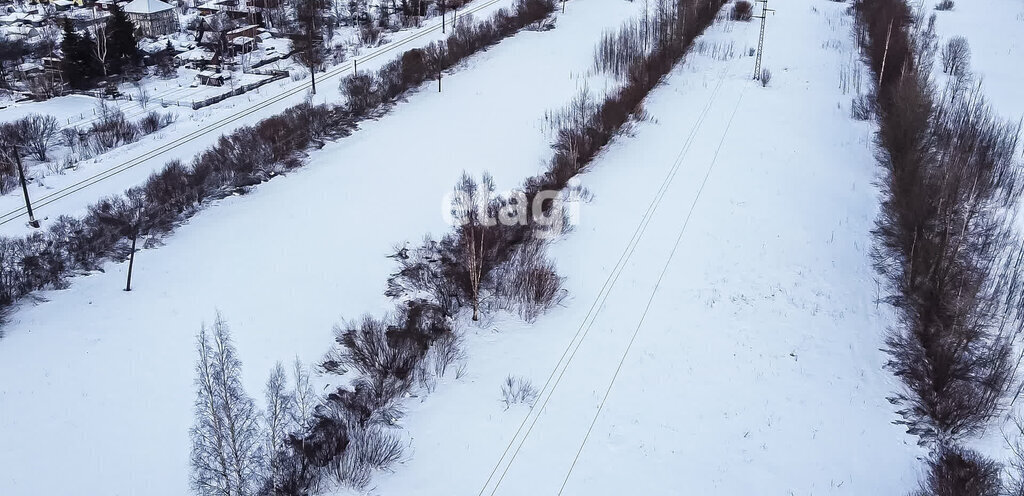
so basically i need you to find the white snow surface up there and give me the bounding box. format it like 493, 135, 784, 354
925, 0, 1024, 122
0, 0, 929, 495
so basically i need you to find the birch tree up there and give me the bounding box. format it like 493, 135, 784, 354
451, 172, 496, 321
291, 357, 316, 431
190, 315, 265, 496
264, 362, 294, 486
190, 323, 233, 496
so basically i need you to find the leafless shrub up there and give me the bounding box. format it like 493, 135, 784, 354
935, 0, 954, 12
490, 239, 565, 322
134, 81, 151, 109
731, 0, 753, 21
941, 36, 970, 77
500, 375, 538, 409
759, 67, 772, 86
913, 446, 1001, 496
851, 94, 873, 120
427, 330, 466, 377
19, 114, 59, 161
347, 426, 403, 471
138, 111, 175, 134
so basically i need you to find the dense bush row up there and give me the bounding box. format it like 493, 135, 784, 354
854, 0, 1024, 492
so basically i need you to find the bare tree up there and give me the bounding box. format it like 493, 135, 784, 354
291, 357, 316, 431
18, 114, 59, 161
264, 361, 294, 486
941, 36, 970, 76
190, 322, 233, 496
92, 15, 109, 77
190, 315, 265, 496
451, 172, 496, 321
134, 81, 151, 109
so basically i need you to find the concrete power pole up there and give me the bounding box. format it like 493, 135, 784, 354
753, 0, 774, 80
11, 147, 40, 228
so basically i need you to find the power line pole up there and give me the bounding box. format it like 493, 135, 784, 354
753, 0, 774, 80
11, 147, 39, 228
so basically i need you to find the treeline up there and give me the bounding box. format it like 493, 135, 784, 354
854, 0, 1024, 493
253, 0, 726, 493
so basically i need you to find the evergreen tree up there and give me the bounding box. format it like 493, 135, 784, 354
61, 20, 101, 89
106, 3, 138, 74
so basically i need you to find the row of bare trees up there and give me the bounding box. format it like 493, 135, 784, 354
854, 0, 1024, 493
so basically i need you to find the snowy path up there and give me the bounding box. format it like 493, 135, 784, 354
0, 1, 643, 494
356, 3, 923, 496
0, 0, 511, 238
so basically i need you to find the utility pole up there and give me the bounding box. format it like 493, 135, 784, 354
307, 0, 318, 95
125, 223, 138, 291
753, 0, 774, 80
11, 147, 39, 228
441, 0, 446, 33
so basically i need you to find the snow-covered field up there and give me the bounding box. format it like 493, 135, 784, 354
924, 0, 1024, 121
0, 0, 941, 494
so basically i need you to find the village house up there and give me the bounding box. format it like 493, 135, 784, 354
123, 0, 179, 37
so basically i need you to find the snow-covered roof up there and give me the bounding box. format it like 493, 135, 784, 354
15, 62, 43, 72
230, 36, 254, 45
3, 26, 39, 37
123, 0, 175, 14
176, 48, 214, 60
226, 24, 258, 35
